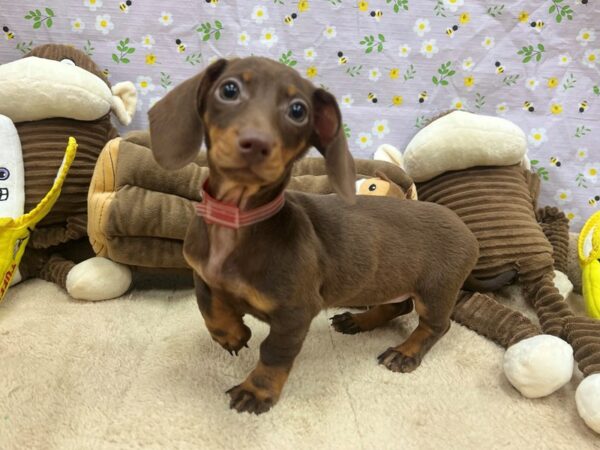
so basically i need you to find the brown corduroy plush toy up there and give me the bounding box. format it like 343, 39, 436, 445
0, 44, 137, 301
398, 110, 600, 434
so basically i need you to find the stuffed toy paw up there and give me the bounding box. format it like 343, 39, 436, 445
576, 373, 600, 433
66, 256, 132, 301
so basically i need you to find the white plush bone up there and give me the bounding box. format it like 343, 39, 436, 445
403, 110, 527, 182
66, 257, 132, 301
576, 373, 600, 434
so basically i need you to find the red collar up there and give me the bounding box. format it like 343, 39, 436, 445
195, 179, 285, 229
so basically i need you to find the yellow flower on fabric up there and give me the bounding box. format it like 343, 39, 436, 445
550, 102, 563, 115
463, 76, 474, 88
306, 66, 318, 78
358, 1, 369, 12
298, 0, 310, 12
389, 68, 400, 79
547, 77, 559, 89
392, 95, 403, 106
518, 11, 529, 23
145, 54, 156, 65
459, 13, 470, 25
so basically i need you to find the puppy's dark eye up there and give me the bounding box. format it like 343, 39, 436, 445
288, 101, 307, 123
219, 81, 240, 101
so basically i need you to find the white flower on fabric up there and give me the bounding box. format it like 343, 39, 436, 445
159, 12, 173, 26
564, 208, 581, 225
95, 15, 114, 34
71, 18, 85, 33
237, 31, 250, 46
496, 102, 509, 115
576, 148, 588, 161
462, 56, 474, 71
304, 47, 317, 61
356, 132, 373, 149
525, 77, 540, 91
583, 49, 599, 68
371, 120, 390, 138
399, 44, 411, 57
141, 35, 155, 49
584, 163, 600, 183
576, 28, 596, 46
341, 94, 354, 108
420, 39, 439, 58
259, 28, 278, 47
324, 25, 337, 39
554, 189, 572, 205
451, 98, 467, 110
149, 96, 162, 109
413, 19, 431, 37
528, 128, 547, 147
443, 0, 464, 12
368, 67, 381, 81
84, 0, 103, 12
136, 76, 156, 95
251, 5, 269, 24
482, 36, 495, 50
558, 53, 571, 66
207, 55, 220, 65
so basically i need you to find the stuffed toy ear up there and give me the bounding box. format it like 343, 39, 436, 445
110, 81, 137, 126
148, 59, 227, 170
312, 89, 356, 204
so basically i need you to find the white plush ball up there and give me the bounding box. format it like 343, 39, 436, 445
66, 257, 132, 301
576, 373, 600, 434
504, 334, 574, 398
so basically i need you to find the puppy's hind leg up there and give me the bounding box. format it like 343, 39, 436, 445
330, 301, 413, 335
378, 294, 453, 373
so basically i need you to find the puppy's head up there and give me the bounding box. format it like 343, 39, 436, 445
148, 57, 355, 203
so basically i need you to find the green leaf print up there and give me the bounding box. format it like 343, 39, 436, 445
345, 65, 362, 77
432, 61, 455, 87
433, 0, 446, 17
549, 0, 573, 23
502, 74, 520, 86
403, 64, 416, 81
386, 0, 409, 13
576, 173, 588, 189
24, 8, 55, 29
574, 125, 591, 138
517, 44, 545, 63
486, 5, 505, 18
279, 50, 298, 67
593, 85, 600, 96
562, 73, 576, 91
530, 160, 549, 181
273, 0, 284, 4
196, 21, 224, 41
112, 38, 136, 64
475, 93, 486, 110
415, 115, 428, 129
82, 40, 94, 56
185, 53, 202, 65
343, 123, 351, 139
160, 72, 172, 90
15, 41, 34, 54
360, 34, 385, 54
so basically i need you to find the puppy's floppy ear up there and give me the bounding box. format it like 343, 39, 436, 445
312, 89, 356, 204
148, 59, 228, 170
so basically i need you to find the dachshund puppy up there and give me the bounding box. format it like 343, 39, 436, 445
148, 57, 479, 414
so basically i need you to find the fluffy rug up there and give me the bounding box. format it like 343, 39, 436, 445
1, 275, 598, 449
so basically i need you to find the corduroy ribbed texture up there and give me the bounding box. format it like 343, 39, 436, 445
38, 254, 75, 289
16, 117, 117, 249
537, 206, 571, 274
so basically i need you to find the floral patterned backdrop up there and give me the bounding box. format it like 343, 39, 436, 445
1, 0, 599, 231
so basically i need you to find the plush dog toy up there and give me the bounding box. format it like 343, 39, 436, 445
396, 110, 600, 434
0, 44, 136, 301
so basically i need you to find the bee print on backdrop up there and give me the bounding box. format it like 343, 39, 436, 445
0, 0, 599, 231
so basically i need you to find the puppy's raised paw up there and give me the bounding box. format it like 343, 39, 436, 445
226, 385, 274, 415
209, 324, 251, 356
377, 347, 421, 373
330, 312, 362, 335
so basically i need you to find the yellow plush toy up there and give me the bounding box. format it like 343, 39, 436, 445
0, 137, 77, 302
579, 210, 600, 318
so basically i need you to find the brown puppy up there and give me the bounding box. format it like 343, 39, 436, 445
148, 57, 479, 414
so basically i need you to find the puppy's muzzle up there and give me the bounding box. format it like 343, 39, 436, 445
238, 129, 274, 165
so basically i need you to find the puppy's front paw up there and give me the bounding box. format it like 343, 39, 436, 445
226, 385, 274, 415
377, 347, 421, 373
330, 312, 362, 334
210, 324, 251, 356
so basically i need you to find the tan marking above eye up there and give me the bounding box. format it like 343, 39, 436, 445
242, 71, 253, 82
287, 85, 298, 96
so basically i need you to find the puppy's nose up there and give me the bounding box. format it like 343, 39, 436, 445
238, 130, 273, 164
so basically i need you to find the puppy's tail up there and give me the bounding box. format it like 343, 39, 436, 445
463, 269, 518, 293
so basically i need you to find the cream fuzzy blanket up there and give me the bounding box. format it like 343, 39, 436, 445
0, 277, 598, 449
